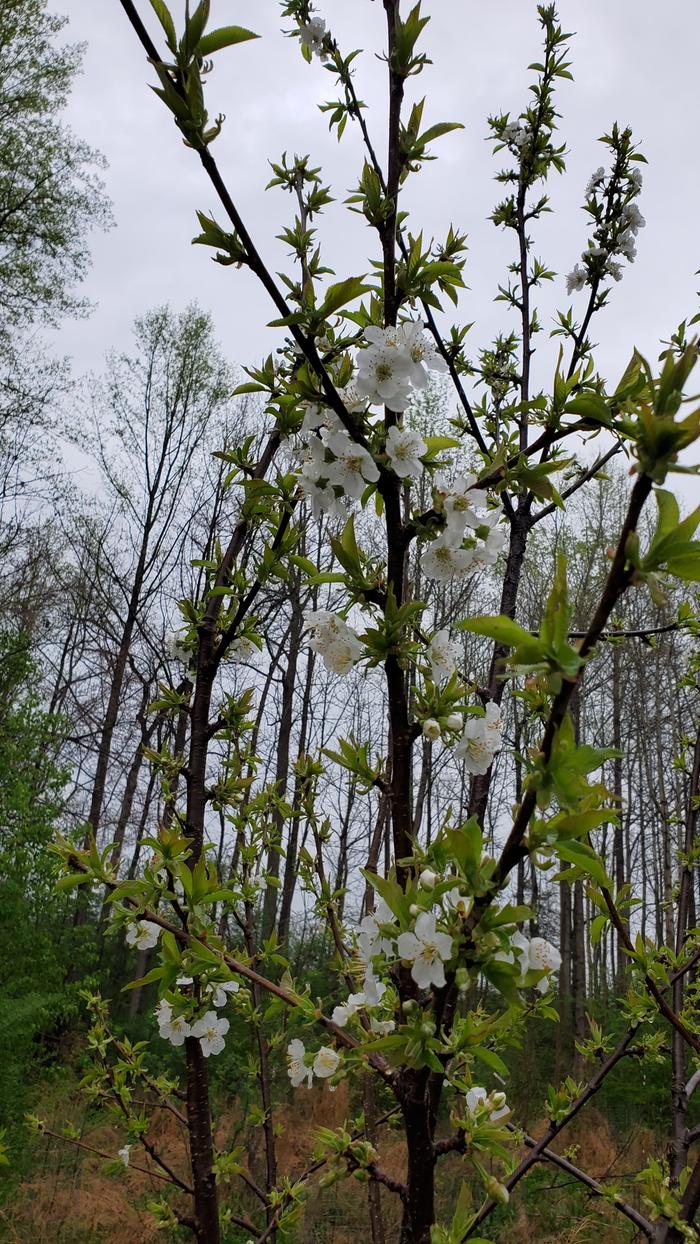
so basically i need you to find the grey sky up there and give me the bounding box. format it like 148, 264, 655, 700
51, 0, 700, 479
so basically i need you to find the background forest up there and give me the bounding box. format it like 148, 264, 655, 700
1, 1, 700, 1243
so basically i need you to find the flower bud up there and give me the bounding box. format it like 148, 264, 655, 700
455, 967, 469, 991
490, 1091, 507, 1112
409, 903, 420, 916
422, 717, 441, 741
402, 999, 417, 1014
485, 1176, 510, 1205
419, 869, 438, 889
446, 712, 462, 731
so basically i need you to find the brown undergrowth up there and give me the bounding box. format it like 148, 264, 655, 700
1, 1076, 656, 1243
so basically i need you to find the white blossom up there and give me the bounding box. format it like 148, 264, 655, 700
191, 1010, 229, 1057
297, 435, 347, 518
118, 1144, 131, 1167
385, 424, 427, 479
212, 980, 240, 1008
621, 201, 645, 232
419, 869, 438, 889
156, 1000, 191, 1047
427, 628, 458, 683
502, 121, 523, 145
471, 522, 507, 568
287, 1038, 312, 1088
498, 931, 562, 992
362, 965, 387, 1007
324, 428, 380, 499
454, 702, 502, 775
566, 263, 587, 294
443, 887, 472, 918
313, 1046, 341, 1079
422, 717, 441, 742
356, 333, 414, 410
358, 898, 397, 960
304, 609, 364, 676
300, 402, 327, 433
394, 320, 448, 386
502, 121, 530, 151
522, 936, 562, 991
299, 15, 326, 56
422, 534, 475, 584
465, 1086, 509, 1121
396, 910, 453, 990
331, 991, 366, 1027
445, 712, 462, 732
438, 473, 489, 543
617, 228, 637, 262
125, 920, 160, 951
165, 631, 190, 664
585, 166, 606, 196
370, 1017, 396, 1036
628, 168, 643, 192
229, 636, 259, 662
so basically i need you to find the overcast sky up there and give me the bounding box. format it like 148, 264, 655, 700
49, 0, 700, 483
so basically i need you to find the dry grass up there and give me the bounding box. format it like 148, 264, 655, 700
1, 1085, 655, 1243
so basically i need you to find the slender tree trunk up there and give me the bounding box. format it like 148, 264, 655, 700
669, 732, 700, 1183
277, 647, 315, 950
572, 879, 586, 1073
612, 642, 628, 986
261, 597, 302, 942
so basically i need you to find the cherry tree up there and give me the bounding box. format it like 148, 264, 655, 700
49, 3, 700, 1243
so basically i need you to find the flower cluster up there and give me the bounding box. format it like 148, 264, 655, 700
154, 977, 239, 1055
297, 410, 377, 520
465, 1086, 509, 1121
567, 166, 645, 293
165, 631, 191, 666
501, 120, 531, 152
304, 608, 363, 676
330, 979, 394, 1032
287, 1038, 340, 1088
422, 714, 462, 742
497, 931, 562, 992
298, 14, 326, 57
454, 702, 502, 775
356, 321, 447, 411
295, 322, 447, 513
423, 475, 506, 584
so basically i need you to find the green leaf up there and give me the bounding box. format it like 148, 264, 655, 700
182, 0, 209, 56
318, 276, 371, 319
666, 545, 700, 581
55, 872, 90, 892
123, 966, 166, 991
457, 615, 535, 647
423, 435, 460, 454
554, 809, 616, 837
197, 25, 259, 56
557, 840, 609, 887
473, 1045, 509, 1076
482, 961, 521, 1005
148, 0, 177, 51
564, 393, 613, 427
653, 488, 680, 544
